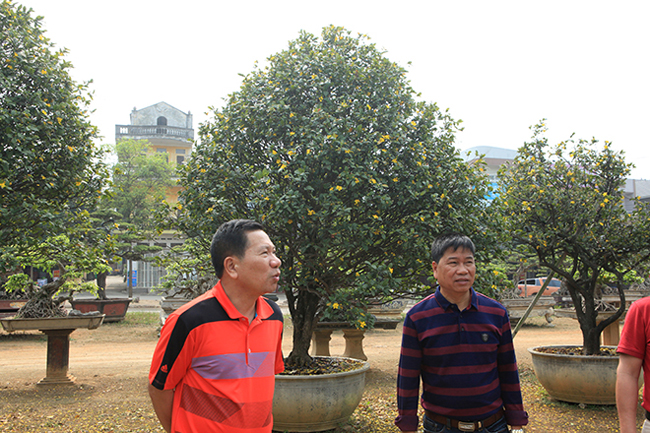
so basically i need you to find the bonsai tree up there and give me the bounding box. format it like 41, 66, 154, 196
0, 1, 106, 250
495, 122, 650, 355
111, 222, 163, 297
3, 234, 111, 318
153, 238, 217, 300
172, 26, 494, 366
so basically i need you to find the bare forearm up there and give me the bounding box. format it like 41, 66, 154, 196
617, 354, 643, 433
617, 374, 640, 433
148, 383, 174, 433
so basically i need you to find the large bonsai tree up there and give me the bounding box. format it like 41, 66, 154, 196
496, 122, 650, 355
173, 26, 493, 365
0, 1, 106, 250
0, 1, 107, 312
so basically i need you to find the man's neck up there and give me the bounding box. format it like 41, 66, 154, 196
439, 288, 472, 311
221, 281, 258, 322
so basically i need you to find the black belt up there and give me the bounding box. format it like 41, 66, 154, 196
424, 408, 504, 432
645, 409, 650, 421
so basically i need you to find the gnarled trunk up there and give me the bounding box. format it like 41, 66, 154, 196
285, 289, 322, 367
573, 283, 625, 355
18, 279, 67, 318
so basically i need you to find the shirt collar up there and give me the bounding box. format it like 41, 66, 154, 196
434, 286, 479, 311
213, 281, 275, 320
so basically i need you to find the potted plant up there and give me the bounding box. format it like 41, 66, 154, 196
496, 122, 650, 404
61, 209, 130, 322
165, 26, 495, 430
67, 208, 167, 322
0, 235, 109, 386
154, 243, 218, 323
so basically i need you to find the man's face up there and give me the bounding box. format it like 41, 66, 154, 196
432, 246, 475, 297
235, 230, 282, 295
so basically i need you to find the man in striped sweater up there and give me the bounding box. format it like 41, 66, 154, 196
395, 234, 528, 433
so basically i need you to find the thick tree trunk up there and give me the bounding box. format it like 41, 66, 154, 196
580, 309, 601, 355
18, 279, 67, 318
96, 272, 108, 300
577, 288, 625, 355
286, 289, 322, 367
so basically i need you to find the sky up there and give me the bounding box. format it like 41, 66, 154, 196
15, 0, 650, 179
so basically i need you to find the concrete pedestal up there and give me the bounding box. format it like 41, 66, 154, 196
341, 329, 367, 361
38, 329, 76, 386
311, 329, 333, 357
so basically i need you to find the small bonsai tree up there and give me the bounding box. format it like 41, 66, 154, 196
3, 235, 111, 318
171, 26, 494, 366
496, 122, 650, 355
153, 238, 217, 300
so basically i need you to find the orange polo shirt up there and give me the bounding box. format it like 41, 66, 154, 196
150, 281, 284, 432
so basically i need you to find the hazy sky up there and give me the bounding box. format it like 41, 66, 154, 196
15, 0, 650, 178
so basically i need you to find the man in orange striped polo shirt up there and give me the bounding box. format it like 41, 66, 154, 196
148, 219, 284, 432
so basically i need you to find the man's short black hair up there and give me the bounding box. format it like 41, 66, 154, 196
431, 233, 475, 263
210, 219, 265, 278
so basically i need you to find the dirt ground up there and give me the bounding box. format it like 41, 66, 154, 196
0, 309, 645, 432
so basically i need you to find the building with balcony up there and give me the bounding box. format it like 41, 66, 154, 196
114, 102, 193, 291
115, 101, 193, 203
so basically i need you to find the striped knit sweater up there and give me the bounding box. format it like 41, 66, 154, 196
395, 288, 528, 431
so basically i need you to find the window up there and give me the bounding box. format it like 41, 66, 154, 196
156, 117, 168, 134
176, 149, 186, 165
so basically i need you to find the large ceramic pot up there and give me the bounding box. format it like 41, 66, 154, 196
70, 298, 132, 323
272, 356, 369, 432
159, 296, 191, 325
528, 345, 637, 405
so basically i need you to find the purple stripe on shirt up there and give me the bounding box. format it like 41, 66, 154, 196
191, 352, 275, 380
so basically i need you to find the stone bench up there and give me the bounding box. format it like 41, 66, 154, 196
311, 319, 401, 361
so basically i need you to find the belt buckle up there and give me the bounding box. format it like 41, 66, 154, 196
457, 421, 476, 432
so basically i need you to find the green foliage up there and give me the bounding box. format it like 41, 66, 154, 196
153, 240, 217, 299
475, 262, 514, 300
321, 289, 376, 330
99, 138, 173, 292
173, 26, 493, 364
495, 121, 650, 354
2, 233, 111, 317
107, 139, 174, 230
0, 1, 106, 248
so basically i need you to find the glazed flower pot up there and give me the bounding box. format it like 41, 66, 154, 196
272, 356, 369, 432
528, 345, 639, 405
0, 299, 28, 318
70, 298, 132, 323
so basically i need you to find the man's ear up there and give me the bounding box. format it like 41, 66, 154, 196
431, 261, 438, 278
223, 256, 238, 279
